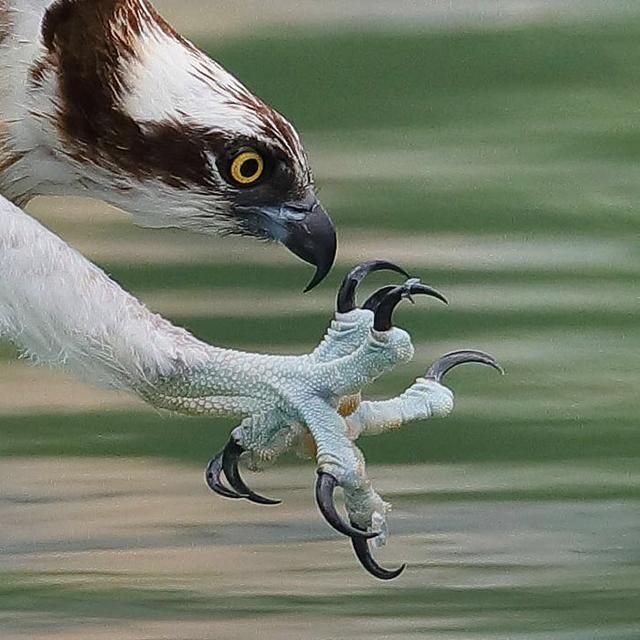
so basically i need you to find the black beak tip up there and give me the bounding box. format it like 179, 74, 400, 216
302, 227, 337, 292
303, 258, 334, 292
280, 200, 337, 292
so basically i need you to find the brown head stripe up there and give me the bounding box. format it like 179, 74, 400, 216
0, 0, 9, 46
39, 0, 308, 193
40, 0, 214, 186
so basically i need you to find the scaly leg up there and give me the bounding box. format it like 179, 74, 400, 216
147, 267, 501, 581
344, 351, 503, 439
311, 264, 501, 442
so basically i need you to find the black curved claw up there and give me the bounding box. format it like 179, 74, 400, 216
350, 522, 406, 580
205, 451, 245, 499
425, 349, 504, 383
336, 260, 410, 313
373, 281, 448, 332
222, 440, 281, 505
315, 472, 379, 539
362, 285, 397, 311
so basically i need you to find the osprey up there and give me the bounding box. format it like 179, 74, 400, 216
0, 0, 500, 579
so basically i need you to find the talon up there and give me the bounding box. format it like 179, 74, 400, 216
205, 452, 245, 499
425, 349, 504, 383
362, 285, 397, 311
350, 522, 406, 580
222, 439, 281, 505
373, 282, 448, 332
315, 472, 379, 539
337, 260, 410, 313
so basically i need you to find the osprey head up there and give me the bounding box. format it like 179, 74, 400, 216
22, 0, 336, 289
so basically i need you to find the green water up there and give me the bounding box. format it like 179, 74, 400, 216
1, 12, 639, 640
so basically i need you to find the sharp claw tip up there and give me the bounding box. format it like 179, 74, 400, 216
315, 472, 378, 540
221, 439, 282, 505
350, 528, 407, 580
248, 495, 282, 506
422, 288, 448, 306
425, 350, 504, 382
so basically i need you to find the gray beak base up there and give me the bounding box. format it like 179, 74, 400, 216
245, 195, 337, 291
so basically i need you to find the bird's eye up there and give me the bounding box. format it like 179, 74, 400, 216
229, 150, 265, 186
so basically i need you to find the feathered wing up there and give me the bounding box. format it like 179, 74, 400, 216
0, 193, 215, 390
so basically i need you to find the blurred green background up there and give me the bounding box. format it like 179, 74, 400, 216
1, 3, 639, 639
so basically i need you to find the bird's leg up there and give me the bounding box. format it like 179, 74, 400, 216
300, 398, 405, 580
310, 260, 410, 364
233, 412, 302, 469
132, 263, 500, 581
319, 273, 501, 439
298, 399, 385, 531
137, 385, 265, 417
343, 379, 454, 438
345, 351, 503, 438
315, 282, 447, 399
300, 284, 448, 532
196, 263, 438, 487
295, 282, 503, 580
204, 408, 312, 504
0, 185, 500, 578
309, 263, 461, 426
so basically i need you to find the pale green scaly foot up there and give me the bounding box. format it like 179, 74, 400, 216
186, 262, 503, 580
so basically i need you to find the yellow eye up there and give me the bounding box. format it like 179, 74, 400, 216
230, 150, 264, 185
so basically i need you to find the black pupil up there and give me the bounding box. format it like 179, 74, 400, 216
240, 158, 259, 178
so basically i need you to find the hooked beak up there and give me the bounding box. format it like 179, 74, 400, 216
254, 194, 337, 291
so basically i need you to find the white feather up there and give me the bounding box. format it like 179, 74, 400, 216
0, 0, 303, 388
121, 28, 259, 136
0, 192, 214, 389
